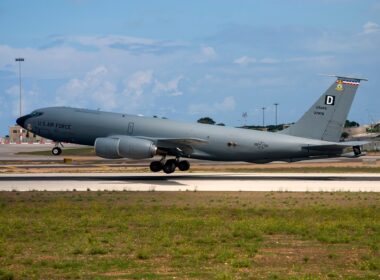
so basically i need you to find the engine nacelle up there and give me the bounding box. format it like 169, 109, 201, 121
118, 136, 157, 159
95, 137, 121, 159
95, 136, 157, 159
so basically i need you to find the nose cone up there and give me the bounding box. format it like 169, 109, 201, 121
16, 114, 30, 128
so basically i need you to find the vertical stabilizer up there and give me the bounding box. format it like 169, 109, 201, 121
279, 76, 367, 142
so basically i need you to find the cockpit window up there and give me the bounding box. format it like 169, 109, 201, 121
30, 112, 43, 117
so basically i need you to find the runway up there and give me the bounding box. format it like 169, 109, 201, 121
1, 173, 380, 192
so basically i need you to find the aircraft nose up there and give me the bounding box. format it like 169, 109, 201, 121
16, 115, 30, 128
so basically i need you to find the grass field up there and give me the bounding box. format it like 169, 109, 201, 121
0, 192, 379, 279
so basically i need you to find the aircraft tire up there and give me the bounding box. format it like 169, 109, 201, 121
150, 161, 163, 172
163, 160, 176, 174
52, 147, 62, 156
178, 160, 190, 171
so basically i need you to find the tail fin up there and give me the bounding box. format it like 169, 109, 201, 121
279, 75, 367, 142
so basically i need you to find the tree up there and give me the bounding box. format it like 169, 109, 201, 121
197, 117, 216, 125
345, 120, 360, 128
341, 131, 349, 139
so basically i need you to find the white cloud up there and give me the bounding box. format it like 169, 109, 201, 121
54, 67, 183, 114
0, 34, 187, 81
188, 96, 236, 115
201, 46, 216, 59
195, 46, 217, 63
75, 35, 186, 48
153, 76, 183, 97
55, 66, 118, 110
73, 35, 156, 48
92, 81, 118, 109
5, 85, 39, 118
38, 35, 187, 56
234, 56, 256, 65
5, 85, 21, 118
123, 70, 153, 97
363, 21, 380, 34
234, 56, 279, 65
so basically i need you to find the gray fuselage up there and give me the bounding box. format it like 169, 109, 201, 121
18, 107, 341, 163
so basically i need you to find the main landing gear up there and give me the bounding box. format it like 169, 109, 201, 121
353, 145, 362, 156
149, 157, 190, 174
51, 142, 63, 156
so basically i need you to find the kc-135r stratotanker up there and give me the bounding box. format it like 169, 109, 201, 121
17, 75, 368, 173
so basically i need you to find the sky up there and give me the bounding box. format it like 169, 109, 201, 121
1, 0, 380, 135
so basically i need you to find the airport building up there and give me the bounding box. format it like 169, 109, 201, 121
6, 124, 46, 143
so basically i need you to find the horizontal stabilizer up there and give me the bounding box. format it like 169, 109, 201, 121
303, 141, 369, 151
341, 151, 367, 158
323, 74, 368, 81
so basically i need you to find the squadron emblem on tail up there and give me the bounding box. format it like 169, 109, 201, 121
335, 80, 344, 91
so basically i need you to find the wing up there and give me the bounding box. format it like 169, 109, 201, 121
142, 137, 208, 157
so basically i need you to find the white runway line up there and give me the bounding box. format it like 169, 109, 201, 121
0, 173, 380, 192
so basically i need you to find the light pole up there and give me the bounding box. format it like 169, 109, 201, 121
274, 103, 279, 126
15, 58, 24, 117
261, 107, 266, 127
15, 57, 24, 143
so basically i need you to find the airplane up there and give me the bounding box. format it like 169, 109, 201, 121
16, 75, 368, 174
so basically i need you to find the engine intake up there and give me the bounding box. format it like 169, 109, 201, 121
95, 136, 157, 159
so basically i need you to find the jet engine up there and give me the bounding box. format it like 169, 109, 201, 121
95, 136, 157, 159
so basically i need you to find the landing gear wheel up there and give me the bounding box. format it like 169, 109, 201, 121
163, 159, 176, 174
353, 146, 361, 156
178, 160, 190, 171
150, 161, 163, 172
52, 147, 62, 156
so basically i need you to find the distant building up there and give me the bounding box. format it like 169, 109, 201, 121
8, 124, 46, 143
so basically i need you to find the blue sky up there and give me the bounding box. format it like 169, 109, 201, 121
1, 0, 380, 135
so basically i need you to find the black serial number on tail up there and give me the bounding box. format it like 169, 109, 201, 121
314, 111, 325, 116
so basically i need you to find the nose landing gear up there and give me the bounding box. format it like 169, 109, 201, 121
149, 157, 191, 174
52, 142, 64, 156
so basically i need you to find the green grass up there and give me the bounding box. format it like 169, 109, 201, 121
0, 192, 379, 279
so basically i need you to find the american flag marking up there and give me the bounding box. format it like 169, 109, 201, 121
336, 79, 360, 86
